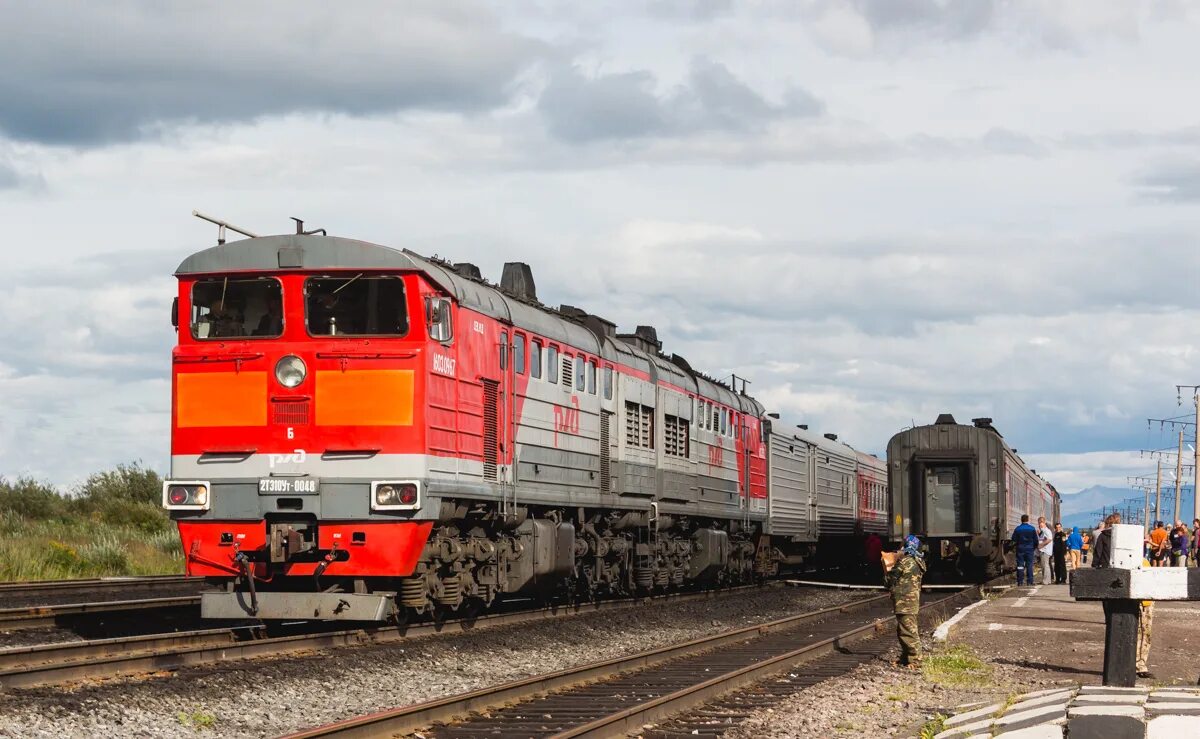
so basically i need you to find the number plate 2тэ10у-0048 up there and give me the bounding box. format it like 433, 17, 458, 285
258, 478, 319, 494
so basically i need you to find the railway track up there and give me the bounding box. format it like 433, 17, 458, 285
0, 595, 202, 631
0, 583, 773, 690
0, 575, 195, 601
281, 583, 990, 739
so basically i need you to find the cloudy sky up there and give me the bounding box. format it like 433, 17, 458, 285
1, 1, 1198, 501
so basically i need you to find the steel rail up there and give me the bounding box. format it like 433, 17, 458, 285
0, 595, 202, 630
278, 590, 900, 739
0, 583, 774, 690
551, 585, 983, 739
0, 575, 193, 596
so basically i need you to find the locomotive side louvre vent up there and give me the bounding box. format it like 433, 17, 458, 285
272, 398, 310, 425
561, 356, 573, 389
482, 380, 499, 481
625, 402, 654, 449
663, 414, 689, 458
600, 411, 613, 492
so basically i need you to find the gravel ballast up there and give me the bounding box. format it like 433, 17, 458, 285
0, 585, 869, 738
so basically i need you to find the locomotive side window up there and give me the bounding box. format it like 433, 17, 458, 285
191, 277, 283, 340
575, 355, 585, 391
530, 338, 542, 379
587, 360, 597, 395
499, 331, 508, 370
603, 365, 613, 399
547, 345, 559, 384
305, 275, 408, 336
514, 333, 526, 375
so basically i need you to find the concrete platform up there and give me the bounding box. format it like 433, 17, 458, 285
943, 582, 1200, 685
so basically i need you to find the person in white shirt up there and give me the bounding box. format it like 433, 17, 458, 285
1037, 516, 1054, 585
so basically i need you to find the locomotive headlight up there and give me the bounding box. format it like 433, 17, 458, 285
275, 355, 307, 388
163, 481, 211, 510
371, 481, 420, 511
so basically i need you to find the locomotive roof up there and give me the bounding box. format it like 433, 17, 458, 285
175, 233, 761, 413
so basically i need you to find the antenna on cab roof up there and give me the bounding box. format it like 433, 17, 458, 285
193, 210, 260, 245
291, 217, 327, 236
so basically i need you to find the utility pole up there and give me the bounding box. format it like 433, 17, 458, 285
1194, 391, 1199, 523
1155, 458, 1163, 525
1176, 429, 1185, 525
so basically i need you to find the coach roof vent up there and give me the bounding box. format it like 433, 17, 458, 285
617, 325, 662, 354
934, 413, 957, 425
454, 262, 482, 280
500, 262, 537, 301
824, 433, 838, 441
798, 424, 808, 430
972, 417, 994, 429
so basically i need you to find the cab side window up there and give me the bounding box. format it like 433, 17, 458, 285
530, 339, 542, 380
513, 333, 526, 375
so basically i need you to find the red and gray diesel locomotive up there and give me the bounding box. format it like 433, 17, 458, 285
164, 227, 896, 621
887, 414, 1060, 578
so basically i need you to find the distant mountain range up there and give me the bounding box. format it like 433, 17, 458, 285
1058, 484, 1195, 530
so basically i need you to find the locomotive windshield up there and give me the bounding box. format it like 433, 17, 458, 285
305, 275, 408, 336
191, 277, 283, 339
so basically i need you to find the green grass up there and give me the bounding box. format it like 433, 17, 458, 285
922, 644, 993, 689
177, 711, 217, 730
0, 464, 184, 581
918, 713, 947, 739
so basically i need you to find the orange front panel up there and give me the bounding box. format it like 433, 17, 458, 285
176, 371, 268, 428
316, 369, 414, 426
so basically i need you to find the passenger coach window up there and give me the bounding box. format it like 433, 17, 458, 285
191, 277, 283, 340
547, 345, 559, 384
513, 334, 526, 375
305, 275, 407, 336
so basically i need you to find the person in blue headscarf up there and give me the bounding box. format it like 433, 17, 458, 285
1066, 526, 1083, 571
885, 534, 927, 667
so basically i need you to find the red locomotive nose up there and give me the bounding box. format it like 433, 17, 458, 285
168, 488, 190, 505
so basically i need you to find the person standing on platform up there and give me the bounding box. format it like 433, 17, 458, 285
1148, 521, 1169, 567
1011, 515, 1039, 586
1192, 519, 1200, 566
1137, 555, 1154, 679
1052, 523, 1068, 584
1037, 516, 1054, 585
1092, 513, 1119, 568
1067, 526, 1083, 571
1081, 529, 1091, 564
884, 534, 927, 669
1170, 522, 1189, 568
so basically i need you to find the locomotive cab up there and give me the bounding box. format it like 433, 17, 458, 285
164, 235, 455, 621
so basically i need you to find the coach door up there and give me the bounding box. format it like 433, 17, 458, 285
923, 464, 967, 535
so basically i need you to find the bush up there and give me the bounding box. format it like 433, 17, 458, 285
0, 478, 69, 520
76, 462, 162, 507
92, 499, 173, 534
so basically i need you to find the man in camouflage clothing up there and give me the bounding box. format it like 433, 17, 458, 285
885, 534, 927, 667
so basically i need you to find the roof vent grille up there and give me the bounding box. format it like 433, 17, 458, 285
824, 433, 838, 441
500, 262, 537, 301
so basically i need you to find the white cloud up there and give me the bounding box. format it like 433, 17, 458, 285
2, 2, 1200, 489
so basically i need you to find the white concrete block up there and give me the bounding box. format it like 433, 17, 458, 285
1073, 694, 1148, 705
994, 705, 1067, 729
1111, 524, 1144, 570
1078, 686, 1150, 694
1148, 715, 1197, 737
1128, 567, 1189, 599
944, 702, 1003, 728
994, 725, 1065, 738
1005, 692, 1076, 714
1067, 705, 1145, 718
934, 716, 995, 739
1020, 687, 1081, 700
